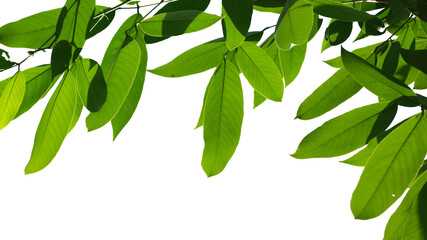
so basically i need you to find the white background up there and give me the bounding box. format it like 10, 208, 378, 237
0, 1, 417, 239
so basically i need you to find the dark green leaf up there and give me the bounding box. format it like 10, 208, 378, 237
400, 49, 427, 75
87, 6, 116, 39
253, 0, 286, 7
222, 0, 253, 50
51, 40, 72, 80
279, 43, 306, 86
0, 71, 25, 130
322, 20, 352, 52
0, 49, 16, 71
308, 0, 375, 22
389, 0, 410, 21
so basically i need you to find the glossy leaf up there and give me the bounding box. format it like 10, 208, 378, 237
149, 42, 228, 77
139, 10, 222, 37
222, 0, 253, 50
296, 68, 361, 120
275, 0, 313, 50
341, 47, 417, 105
293, 102, 397, 159
202, 60, 243, 177
25, 71, 83, 174
400, 49, 427, 75
279, 43, 306, 86
351, 114, 427, 219
86, 39, 141, 131
308, 0, 375, 22
236, 42, 283, 101
0, 71, 25, 130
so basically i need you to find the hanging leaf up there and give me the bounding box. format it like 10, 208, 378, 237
293, 102, 397, 159
149, 42, 228, 77
202, 60, 243, 177
296, 68, 361, 120
236, 42, 283, 101
307, 0, 375, 22
254, 90, 267, 108
389, 0, 411, 21
414, 70, 427, 90
321, 20, 352, 52
400, 49, 427, 75
195, 79, 213, 129
341, 47, 417, 105
261, 34, 282, 76
351, 113, 427, 219
324, 42, 381, 68
0, 71, 25, 130
139, 10, 222, 37
86, 39, 141, 131
279, 43, 306, 86
25, 71, 83, 174
222, 0, 253, 50
275, 0, 314, 50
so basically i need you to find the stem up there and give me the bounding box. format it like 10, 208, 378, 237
142, 0, 165, 20
94, 0, 133, 19
120, 0, 177, 9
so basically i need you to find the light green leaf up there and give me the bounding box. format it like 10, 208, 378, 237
222, 0, 253, 50
202, 60, 243, 177
279, 43, 306, 86
25, 71, 83, 174
296, 68, 361, 120
414, 70, 427, 90
341, 47, 417, 105
195, 80, 212, 129
139, 10, 222, 37
0, 71, 25, 130
308, 0, 375, 22
275, 0, 313, 50
293, 102, 397, 159
236, 42, 284, 101
351, 114, 427, 219
86, 39, 141, 131
384, 170, 427, 240
254, 90, 267, 108
149, 42, 228, 77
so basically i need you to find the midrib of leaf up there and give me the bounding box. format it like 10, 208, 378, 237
26, 67, 50, 84
145, 17, 218, 24
358, 115, 423, 217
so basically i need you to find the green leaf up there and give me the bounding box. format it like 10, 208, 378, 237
149, 42, 228, 77
222, 0, 253, 50
293, 102, 397, 159
351, 113, 427, 219
400, 49, 427, 75
384, 170, 427, 240
111, 31, 148, 140
261, 34, 283, 77
253, 0, 286, 7
389, 0, 410, 21
275, 0, 314, 50
279, 43, 306, 86
139, 10, 222, 37
25, 71, 83, 174
0, 71, 25, 130
195, 79, 212, 129
72, 58, 107, 112
236, 42, 284, 101
0, 49, 16, 71
321, 20, 352, 52
254, 90, 267, 108
253, 5, 283, 13
86, 39, 141, 131
87, 6, 116, 39
51, 40, 72, 80
414, 70, 427, 90
308, 0, 375, 22
341, 47, 417, 105
324, 42, 381, 68
296, 68, 361, 120
202, 60, 243, 177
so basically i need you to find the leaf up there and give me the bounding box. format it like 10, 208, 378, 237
139, 10, 222, 37
25, 71, 83, 174
400, 49, 427, 75
261, 34, 282, 76
222, 0, 253, 50
72, 58, 107, 112
0, 49, 16, 71
389, 0, 411, 21
293, 102, 397, 159
51, 40, 72, 80
253, 0, 286, 7
324, 42, 381, 68
87, 6, 116, 39
308, 0, 375, 22
384, 170, 427, 240
275, 0, 314, 50
414, 70, 427, 90
236, 42, 284, 101
195, 80, 212, 129
341, 47, 417, 105
202, 60, 243, 177
279, 43, 306, 86
321, 20, 352, 52
351, 113, 427, 219
254, 90, 267, 108
0, 71, 25, 130
111, 31, 148, 140
253, 5, 283, 13
149, 42, 228, 77
296, 68, 361, 120
86, 39, 141, 131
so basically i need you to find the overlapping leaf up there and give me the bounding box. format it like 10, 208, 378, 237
279, 43, 306, 86
0, 71, 25, 130
222, 0, 253, 50
307, 0, 375, 22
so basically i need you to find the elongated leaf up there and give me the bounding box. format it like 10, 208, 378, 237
72, 58, 106, 112
195, 80, 212, 129
51, 40, 72, 80
86, 39, 141, 131
202, 60, 243, 177
308, 0, 375, 22
351, 114, 427, 219
25, 71, 83, 174
296, 68, 361, 120
324, 42, 381, 68
275, 0, 313, 50
253, 0, 286, 7
341, 47, 417, 105
149, 42, 228, 77
279, 43, 306, 86
293, 102, 397, 159
87, 6, 116, 39
321, 20, 352, 52
384, 170, 427, 240
236, 42, 283, 101
139, 10, 222, 37
414, 70, 427, 90
222, 0, 253, 50
111, 31, 148, 140
400, 49, 427, 75
254, 90, 267, 108
0, 71, 25, 130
